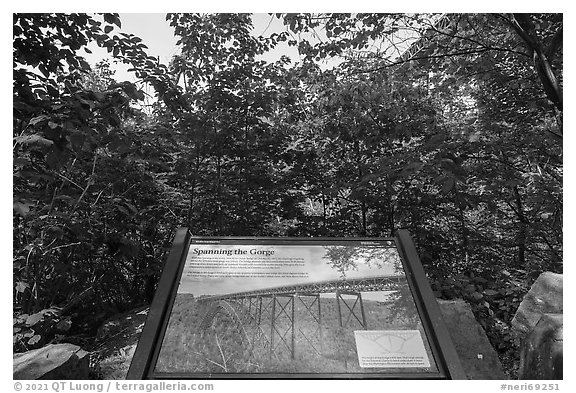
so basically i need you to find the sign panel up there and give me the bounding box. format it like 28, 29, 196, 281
127, 231, 465, 379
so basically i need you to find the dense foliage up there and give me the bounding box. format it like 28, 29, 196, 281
13, 13, 562, 376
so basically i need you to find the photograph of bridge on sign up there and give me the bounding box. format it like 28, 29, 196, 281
153, 239, 439, 375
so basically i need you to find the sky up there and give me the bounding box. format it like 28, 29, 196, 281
82, 14, 177, 83
83, 13, 305, 84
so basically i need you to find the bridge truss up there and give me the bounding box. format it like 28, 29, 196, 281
198, 275, 404, 361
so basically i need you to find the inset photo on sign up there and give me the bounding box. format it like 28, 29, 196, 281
154, 240, 439, 375
354, 330, 431, 368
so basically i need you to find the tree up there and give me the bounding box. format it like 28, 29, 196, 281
163, 13, 298, 235
13, 13, 182, 350
277, 13, 562, 119
269, 13, 561, 371
502, 14, 563, 112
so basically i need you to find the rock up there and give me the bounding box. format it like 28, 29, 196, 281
97, 306, 148, 342
97, 344, 138, 380
511, 272, 562, 339
95, 306, 148, 379
13, 343, 90, 380
518, 314, 562, 379
437, 298, 507, 379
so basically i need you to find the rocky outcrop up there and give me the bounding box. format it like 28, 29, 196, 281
438, 298, 507, 379
518, 314, 562, 379
511, 272, 563, 380
95, 306, 148, 380
13, 343, 90, 380
511, 272, 562, 339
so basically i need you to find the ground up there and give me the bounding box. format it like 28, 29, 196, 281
90, 306, 148, 379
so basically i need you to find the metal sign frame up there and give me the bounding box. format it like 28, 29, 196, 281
127, 229, 465, 380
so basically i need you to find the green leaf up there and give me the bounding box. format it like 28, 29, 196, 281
46, 85, 59, 97
79, 59, 91, 71
483, 289, 499, 296
17, 314, 29, 325
400, 161, 424, 177
103, 14, 116, 25
68, 131, 85, 152
28, 115, 49, 126
427, 134, 445, 149
441, 177, 455, 195
27, 334, 41, 345
15, 282, 29, 293
13, 201, 33, 217
56, 319, 72, 332
120, 82, 144, 101
468, 131, 481, 142
38, 64, 50, 78
14, 134, 54, 147
25, 312, 43, 327
124, 202, 139, 214
91, 91, 106, 101
471, 292, 484, 301
45, 148, 68, 169
104, 25, 113, 34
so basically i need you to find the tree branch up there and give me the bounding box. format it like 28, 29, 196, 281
501, 13, 563, 112
54, 172, 84, 190
352, 47, 498, 74
427, 15, 530, 59
72, 153, 98, 211
42, 242, 81, 256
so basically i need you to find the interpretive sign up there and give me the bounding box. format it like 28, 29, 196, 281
127, 230, 465, 379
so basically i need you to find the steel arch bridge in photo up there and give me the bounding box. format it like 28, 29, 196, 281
197, 275, 405, 361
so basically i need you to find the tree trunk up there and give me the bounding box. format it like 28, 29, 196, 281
513, 186, 528, 267
187, 145, 202, 228
242, 108, 250, 233
508, 14, 563, 112
388, 205, 395, 237
454, 186, 469, 264
216, 154, 223, 234
354, 140, 367, 236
